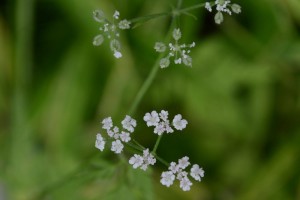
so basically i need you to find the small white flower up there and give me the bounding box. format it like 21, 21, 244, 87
169, 162, 179, 173
160, 171, 175, 187
113, 51, 122, 58
159, 57, 170, 68
231, 4, 241, 14
113, 10, 120, 19
154, 42, 166, 52
142, 149, 156, 169
121, 115, 137, 133
93, 34, 104, 46
93, 9, 105, 22
172, 114, 188, 131
205, 2, 212, 12
159, 110, 169, 121
118, 19, 131, 29
214, 11, 224, 24
120, 131, 131, 142
174, 58, 182, 64
154, 122, 165, 135
111, 140, 124, 154
216, 0, 232, 15
190, 164, 205, 181
172, 28, 182, 41
129, 149, 156, 171
177, 170, 188, 181
102, 117, 113, 130
129, 154, 143, 169
143, 111, 160, 127
179, 177, 192, 191
95, 133, 105, 151
178, 156, 190, 169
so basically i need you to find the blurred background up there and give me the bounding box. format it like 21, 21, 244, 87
1, 0, 300, 199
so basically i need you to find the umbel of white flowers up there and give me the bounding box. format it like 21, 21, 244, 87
95, 111, 204, 191
154, 29, 195, 68
92, 10, 131, 58
205, 0, 242, 24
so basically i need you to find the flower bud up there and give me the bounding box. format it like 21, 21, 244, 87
214, 11, 224, 24
231, 4, 241, 14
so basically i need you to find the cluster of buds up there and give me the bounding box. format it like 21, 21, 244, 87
92, 10, 131, 58
205, 0, 242, 24
154, 29, 195, 68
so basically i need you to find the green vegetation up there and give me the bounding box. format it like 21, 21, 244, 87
0, 0, 299, 199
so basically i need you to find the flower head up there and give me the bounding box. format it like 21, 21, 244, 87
160, 156, 204, 191
95, 133, 105, 151
111, 139, 124, 154
143, 111, 160, 127
92, 10, 131, 58
205, 1, 242, 24
121, 115, 137, 133
96, 115, 136, 154
102, 117, 113, 130
172, 114, 188, 131
190, 164, 205, 181
154, 28, 195, 68
129, 148, 156, 171
160, 171, 175, 187
144, 110, 187, 135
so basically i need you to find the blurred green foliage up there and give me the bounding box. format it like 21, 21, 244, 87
0, 0, 300, 199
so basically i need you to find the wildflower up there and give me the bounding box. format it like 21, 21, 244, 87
205, 0, 242, 24
160, 171, 175, 187
154, 28, 195, 68
160, 156, 204, 191
129, 149, 156, 171
121, 115, 137, 133
111, 139, 124, 154
178, 156, 190, 169
180, 177, 193, 191
154, 42, 166, 52
120, 131, 131, 142
205, 2, 212, 12
95, 133, 105, 151
96, 115, 135, 154
118, 19, 131, 29
92, 9, 131, 58
102, 117, 113, 130
144, 110, 187, 135
190, 164, 205, 181
143, 111, 160, 127
129, 154, 143, 169
172, 114, 188, 131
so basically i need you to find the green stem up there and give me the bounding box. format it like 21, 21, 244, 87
155, 155, 169, 167
152, 134, 163, 155
177, 3, 206, 13
127, 54, 163, 115
129, 3, 207, 26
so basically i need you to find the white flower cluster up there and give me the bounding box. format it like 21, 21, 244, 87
95, 115, 136, 154
129, 148, 156, 171
92, 10, 131, 58
154, 29, 195, 68
143, 110, 188, 135
205, 0, 242, 24
160, 156, 204, 191
95, 112, 204, 192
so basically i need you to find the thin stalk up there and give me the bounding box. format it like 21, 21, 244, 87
152, 134, 163, 155
177, 3, 206, 13
127, 54, 163, 115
